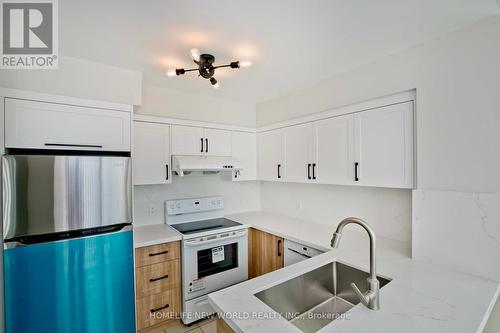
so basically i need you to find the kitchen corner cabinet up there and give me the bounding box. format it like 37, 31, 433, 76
133, 121, 171, 185
258, 129, 286, 181
248, 228, 284, 278
354, 101, 414, 188
171, 125, 231, 156
5, 98, 131, 151
135, 241, 181, 332
231, 131, 257, 181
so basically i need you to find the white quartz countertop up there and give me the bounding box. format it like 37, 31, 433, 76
133, 223, 182, 248
208, 211, 500, 333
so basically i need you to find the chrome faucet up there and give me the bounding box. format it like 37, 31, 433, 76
331, 217, 380, 310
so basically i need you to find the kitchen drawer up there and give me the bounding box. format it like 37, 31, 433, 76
135, 242, 180, 267
136, 288, 180, 330
136, 260, 180, 298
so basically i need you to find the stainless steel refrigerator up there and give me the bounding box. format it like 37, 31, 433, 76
2, 154, 136, 333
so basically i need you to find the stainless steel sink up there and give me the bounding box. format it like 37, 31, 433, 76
254, 261, 391, 333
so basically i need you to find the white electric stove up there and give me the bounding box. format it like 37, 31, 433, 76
165, 196, 248, 325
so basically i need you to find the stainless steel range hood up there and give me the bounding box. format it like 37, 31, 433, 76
172, 155, 243, 176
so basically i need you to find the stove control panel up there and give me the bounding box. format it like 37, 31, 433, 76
166, 196, 224, 216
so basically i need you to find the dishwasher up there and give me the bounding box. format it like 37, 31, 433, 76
284, 239, 324, 266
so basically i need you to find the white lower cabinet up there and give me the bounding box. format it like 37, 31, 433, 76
231, 131, 257, 181
133, 121, 171, 185
354, 101, 414, 188
5, 98, 131, 151
258, 129, 285, 181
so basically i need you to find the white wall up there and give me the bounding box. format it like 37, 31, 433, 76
0, 55, 142, 106
134, 175, 260, 226
261, 182, 412, 244
257, 16, 500, 280
413, 189, 500, 281
137, 84, 256, 127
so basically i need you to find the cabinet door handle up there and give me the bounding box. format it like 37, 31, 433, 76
150, 274, 169, 283
307, 163, 311, 180
205, 138, 208, 153
201, 138, 204, 153
150, 304, 169, 313
354, 162, 359, 181
166, 164, 169, 180
277, 164, 281, 179
277, 239, 282, 257
45, 143, 103, 148
312, 163, 316, 180
149, 250, 168, 257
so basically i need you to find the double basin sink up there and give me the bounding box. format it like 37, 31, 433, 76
254, 261, 391, 333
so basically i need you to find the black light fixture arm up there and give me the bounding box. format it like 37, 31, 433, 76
169, 50, 250, 88
175, 61, 239, 76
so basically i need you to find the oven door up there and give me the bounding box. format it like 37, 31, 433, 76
182, 229, 248, 301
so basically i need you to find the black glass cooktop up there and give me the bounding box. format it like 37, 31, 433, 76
171, 218, 242, 235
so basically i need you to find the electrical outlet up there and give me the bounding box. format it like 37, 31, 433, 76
148, 205, 157, 216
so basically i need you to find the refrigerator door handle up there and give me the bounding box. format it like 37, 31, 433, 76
3, 224, 133, 249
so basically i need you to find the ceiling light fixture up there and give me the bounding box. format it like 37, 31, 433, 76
167, 48, 251, 88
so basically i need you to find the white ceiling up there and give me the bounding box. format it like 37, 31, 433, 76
60, 0, 499, 104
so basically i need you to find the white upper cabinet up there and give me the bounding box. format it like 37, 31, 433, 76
171, 125, 204, 155
171, 125, 231, 156
314, 114, 355, 185
133, 121, 171, 185
258, 129, 285, 181
5, 98, 131, 151
204, 128, 232, 156
257, 100, 414, 189
231, 131, 257, 181
284, 123, 314, 183
354, 101, 414, 188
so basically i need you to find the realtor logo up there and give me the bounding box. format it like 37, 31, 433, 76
1, 0, 58, 69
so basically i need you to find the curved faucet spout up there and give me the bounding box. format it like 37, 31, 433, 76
331, 217, 380, 310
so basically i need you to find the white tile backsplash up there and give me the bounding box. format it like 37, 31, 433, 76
260, 181, 412, 243
133, 174, 261, 226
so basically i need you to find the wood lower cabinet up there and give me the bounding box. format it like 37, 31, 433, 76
217, 317, 236, 333
135, 241, 181, 332
248, 228, 284, 278
135, 260, 180, 299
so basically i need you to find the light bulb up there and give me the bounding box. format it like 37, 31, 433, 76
239, 60, 252, 68
210, 77, 219, 89
166, 69, 176, 77
190, 48, 201, 62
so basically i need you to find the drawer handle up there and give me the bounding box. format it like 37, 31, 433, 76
148, 250, 168, 257
149, 274, 169, 282
45, 143, 103, 148
150, 304, 169, 313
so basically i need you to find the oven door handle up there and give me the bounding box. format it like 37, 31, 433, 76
183, 232, 247, 247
